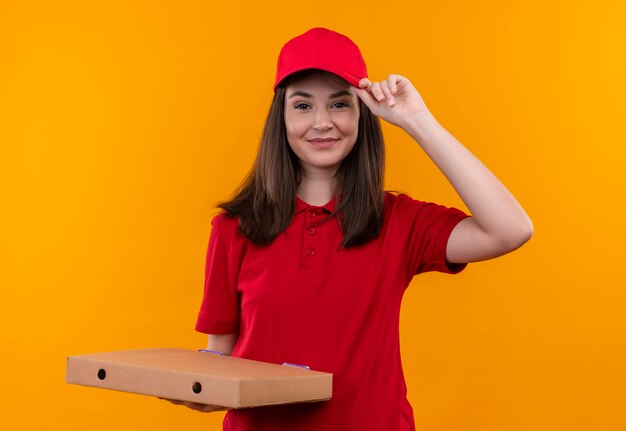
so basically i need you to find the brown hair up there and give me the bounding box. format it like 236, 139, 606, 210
217, 69, 386, 249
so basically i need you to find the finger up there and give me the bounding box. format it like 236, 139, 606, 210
188, 402, 228, 412
162, 398, 185, 405
370, 82, 384, 101
358, 78, 371, 89
387, 74, 398, 94
350, 85, 378, 112
380, 80, 395, 107
205, 405, 229, 412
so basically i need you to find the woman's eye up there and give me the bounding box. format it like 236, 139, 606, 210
293, 102, 349, 110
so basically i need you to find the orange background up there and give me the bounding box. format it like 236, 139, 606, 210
1, 1, 625, 430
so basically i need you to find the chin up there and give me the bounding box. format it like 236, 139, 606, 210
304, 158, 345, 170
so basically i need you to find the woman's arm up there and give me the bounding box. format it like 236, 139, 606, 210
159, 333, 239, 412
207, 333, 238, 356
351, 75, 533, 263
401, 110, 533, 263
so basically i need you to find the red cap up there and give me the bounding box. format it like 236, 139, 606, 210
273, 27, 368, 91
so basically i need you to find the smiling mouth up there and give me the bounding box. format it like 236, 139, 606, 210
307, 138, 339, 148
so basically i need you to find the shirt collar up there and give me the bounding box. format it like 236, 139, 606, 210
295, 195, 337, 214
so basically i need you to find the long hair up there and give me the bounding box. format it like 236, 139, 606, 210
217, 69, 386, 249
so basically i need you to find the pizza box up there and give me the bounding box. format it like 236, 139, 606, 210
66, 348, 332, 409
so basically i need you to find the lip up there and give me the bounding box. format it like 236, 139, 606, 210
308, 138, 339, 142
307, 138, 339, 148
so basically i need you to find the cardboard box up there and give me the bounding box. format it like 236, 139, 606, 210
66, 348, 332, 408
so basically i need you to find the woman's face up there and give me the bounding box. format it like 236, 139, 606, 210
283, 73, 360, 175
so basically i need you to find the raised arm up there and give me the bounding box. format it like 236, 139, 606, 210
401, 110, 533, 263
351, 75, 533, 263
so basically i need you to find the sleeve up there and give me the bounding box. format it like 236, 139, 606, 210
398, 194, 471, 278
194, 214, 241, 334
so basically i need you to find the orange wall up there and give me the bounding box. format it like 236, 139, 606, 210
1, 1, 624, 430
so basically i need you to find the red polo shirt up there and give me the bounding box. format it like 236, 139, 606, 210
195, 191, 470, 430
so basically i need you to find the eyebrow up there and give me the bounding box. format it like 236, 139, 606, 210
287, 90, 352, 100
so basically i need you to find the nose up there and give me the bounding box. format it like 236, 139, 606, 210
312, 108, 333, 131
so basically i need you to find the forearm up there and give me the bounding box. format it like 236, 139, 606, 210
402, 110, 533, 242
207, 333, 238, 356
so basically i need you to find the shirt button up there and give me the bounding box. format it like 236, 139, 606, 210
307, 248, 315, 256
308, 227, 316, 235
308, 210, 316, 217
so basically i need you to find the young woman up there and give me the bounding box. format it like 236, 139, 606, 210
164, 27, 533, 430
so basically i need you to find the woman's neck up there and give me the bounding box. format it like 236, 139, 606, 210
297, 171, 336, 206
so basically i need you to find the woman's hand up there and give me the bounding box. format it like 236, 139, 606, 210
350, 74, 430, 130
159, 397, 231, 413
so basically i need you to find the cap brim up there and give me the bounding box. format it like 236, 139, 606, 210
274, 65, 364, 90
